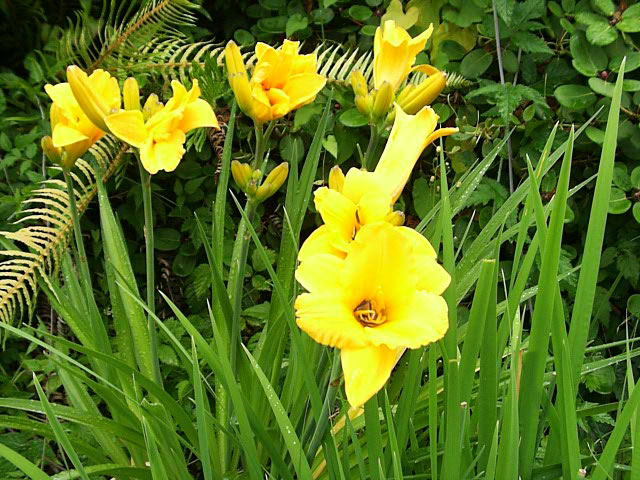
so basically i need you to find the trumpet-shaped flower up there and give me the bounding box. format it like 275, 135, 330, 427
104, 79, 219, 174
374, 20, 434, 93
66, 66, 121, 133
225, 40, 326, 124
298, 105, 457, 262
295, 222, 450, 407
43, 80, 107, 168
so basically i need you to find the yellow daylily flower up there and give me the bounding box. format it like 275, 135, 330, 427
105, 79, 219, 174
43, 81, 106, 169
225, 40, 326, 124
295, 222, 450, 407
373, 20, 434, 93
298, 105, 457, 261
66, 66, 121, 133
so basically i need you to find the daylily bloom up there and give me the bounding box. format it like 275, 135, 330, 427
66, 66, 121, 133
43, 80, 108, 169
374, 20, 434, 93
298, 104, 457, 262
104, 79, 219, 174
295, 222, 450, 407
225, 40, 326, 124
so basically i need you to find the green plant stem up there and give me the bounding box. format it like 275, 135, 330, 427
63, 169, 91, 281
363, 124, 381, 171
137, 156, 162, 387
305, 350, 341, 465
219, 120, 272, 473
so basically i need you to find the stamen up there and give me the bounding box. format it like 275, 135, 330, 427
354, 299, 385, 326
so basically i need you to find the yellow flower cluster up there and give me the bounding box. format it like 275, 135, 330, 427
352, 20, 446, 124
42, 66, 219, 174
294, 105, 457, 408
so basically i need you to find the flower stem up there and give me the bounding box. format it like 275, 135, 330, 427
363, 123, 381, 171
137, 156, 162, 386
63, 169, 91, 280
219, 120, 273, 472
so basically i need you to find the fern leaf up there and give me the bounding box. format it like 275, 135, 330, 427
0, 137, 128, 326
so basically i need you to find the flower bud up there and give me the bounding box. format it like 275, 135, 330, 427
328, 166, 345, 192
66, 66, 112, 132
398, 71, 446, 115
41, 136, 63, 167
123, 77, 141, 111
255, 162, 289, 202
351, 70, 368, 98
142, 94, 163, 121
355, 94, 374, 117
385, 210, 405, 226
225, 41, 255, 120
231, 160, 253, 191
371, 81, 394, 121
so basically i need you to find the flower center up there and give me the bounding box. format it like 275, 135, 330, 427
352, 208, 363, 240
354, 296, 386, 327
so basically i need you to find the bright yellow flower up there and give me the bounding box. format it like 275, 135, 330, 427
295, 222, 450, 407
104, 79, 219, 174
43, 81, 107, 168
298, 105, 457, 262
225, 40, 326, 124
66, 66, 121, 133
373, 20, 434, 93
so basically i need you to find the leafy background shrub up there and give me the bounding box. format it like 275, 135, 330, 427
0, 0, 639, 477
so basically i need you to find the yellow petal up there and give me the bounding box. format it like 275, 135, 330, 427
105, 110, 147, 148
51, 124, 89, 148
179, 99, 219, 132
356, 192, 393, 225
292, 53, 318, 75
414, 258, 451, 295
66, 66, 111, 132
265, 87, 290, 107
374, 105, 438, 201
123, 77, 141, 111
298, 225, 346, 263
425, 127, 459, 145
152, 129, 186, 173
328, 166, 345, 192
44, 83, 77, 113
407, 23, 433, 57
341, 345, 402, 407
295, 293, 368, 348
341, 167, 387, 205
396, 226, 436, 258
365, 291, 448, 349
282, 73, 327, 110
314, 187, 357, 246
250, 84, 272, 123
295, 253, 345, 293
225, 41, 254, 118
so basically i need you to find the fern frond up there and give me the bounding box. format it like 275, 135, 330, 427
313, 43, 473, 92
57, 0, 199, 78
0, 136, 128, 325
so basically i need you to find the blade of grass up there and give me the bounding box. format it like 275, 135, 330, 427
0, 443, 50, 480
242, 343, 313, 480
141, 416, 169, 480
382, 390, 403, 480
192, 339, 216, 480
33, 373, 90, 480
364, 393, 384, 480
568, 59, 625, 389
518, 128, 573, 479
428, 345, 439, 480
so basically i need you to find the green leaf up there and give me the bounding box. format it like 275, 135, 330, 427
286, 13, 308, 37
460, 49, 493, 78
634, 203, 640, 223
631, 166, 640, 188
349, 5, 372, 21
592, 0, 615, 16
583, 365, 616, 393
512, 31, 553, 54
586, 21, 618, 46
613, 162, 633, 191
623, 79, 640, 91
608, 186, 631, 213
618, 4, 640, 32
554, 84, 597, 109
610, 52, 640, 73
339, 108, 369, 127
575, 11, 607, 25
628, 294, 640, 316
571, 32, 608, 76
155, 228, 181, 251
257, 16, 288, 33
412, 177, 436, 218
0, 443, 50, 480
588, 77, 615, 97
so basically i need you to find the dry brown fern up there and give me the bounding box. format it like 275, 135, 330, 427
0, 136, 128, 325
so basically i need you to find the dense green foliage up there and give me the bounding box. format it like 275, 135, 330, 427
0, 0, 639, 478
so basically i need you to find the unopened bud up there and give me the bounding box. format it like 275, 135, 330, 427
355, 94, 374, 117
371, 81, 394, 121
41, 136, 63, 167
399, 71, 446, 115
231, 160, 253, 190
255, 162, 288, 201
225, 41, 255, 121
123, 77, 141, 111
142, 94, 163, 121
351, 70, 368, 98
66, 66, 112, 132
328, 166, 345, 192
385, 210, 405, 226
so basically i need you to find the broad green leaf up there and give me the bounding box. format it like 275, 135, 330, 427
460, 49, 493, 79
586, 21, 618, 46
554, 85, 597, 109
608, 186, 632, 213
571, 32, 607, 76
588, 77, 615, 97
339, 108, 369, 127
